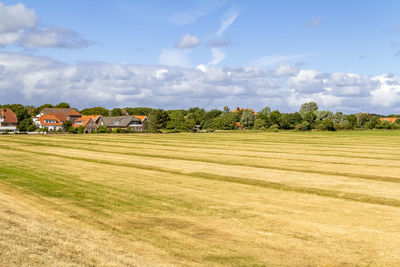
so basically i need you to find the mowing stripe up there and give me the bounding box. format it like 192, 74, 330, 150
1, 144, 400, 209
1, 139, 400, 184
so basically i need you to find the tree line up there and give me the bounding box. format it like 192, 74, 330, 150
1, 102, 399, 133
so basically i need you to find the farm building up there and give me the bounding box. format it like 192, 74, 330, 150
34, 114, 63, 131
134, 115, 148, 123
36, 108, 82, 124
73, 115, 104, 133
0, 108, 18, 133
103, 116, 144, 131
380, 117, 399, 123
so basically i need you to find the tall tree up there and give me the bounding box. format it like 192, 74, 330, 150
300, 102, 319, 118
240, 110, 255, 127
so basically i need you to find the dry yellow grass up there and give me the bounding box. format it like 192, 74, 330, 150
1, 131, 400, 266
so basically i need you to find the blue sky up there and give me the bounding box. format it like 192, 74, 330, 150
1, 0, 400, 113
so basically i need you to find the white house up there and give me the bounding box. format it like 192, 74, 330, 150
35, 114, 63, 131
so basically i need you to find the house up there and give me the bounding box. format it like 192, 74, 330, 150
235, 122, 244, 130
103, 116, 144, 131
233, 107, 258, 116
380, 117, 399, 123
35, 114, 63, 131
72, 115, 104, 133
35, 108, 82, 124
0, 108, 18, 133
134, 115, 148, 123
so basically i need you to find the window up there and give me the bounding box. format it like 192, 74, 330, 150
113, 121, 120, 125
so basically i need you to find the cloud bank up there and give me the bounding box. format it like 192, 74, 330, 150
1, 51, 399, 114
0, 2, 88, 48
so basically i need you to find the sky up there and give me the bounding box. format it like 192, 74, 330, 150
1, 0, 400, 114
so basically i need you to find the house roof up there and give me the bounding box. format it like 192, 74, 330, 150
41, 108, 81, 116
38, 115, 62, 126
0, 109, 18, 123
102, 116, 141, 127
235, 122, 243, 128
134, 115, 147, 122
81, 115, 101, 121
232, 108, 258, 116
72, 116, 98, 128
40, 108, 81, 122
380, 117, 398, 123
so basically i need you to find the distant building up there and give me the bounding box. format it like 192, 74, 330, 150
235, 121, 244, 130
380, 117, 399, 123
0, 108, 18, 133
232, 107, 258, 116
73, 115, 104, 133
36, 108, 82, 124
103, 116, 144, 131
134, 115, 148, 123
35, 114, 63, 131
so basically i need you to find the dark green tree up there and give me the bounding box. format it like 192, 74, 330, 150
111, 108, 122, 116
269, 110, 281, 126
18, 117, 34, 132
347, 114, 357, 128
55, 102, 70, 108
146, 109, 169, 132
62, 121, 73, 132
80, 107, 110, 116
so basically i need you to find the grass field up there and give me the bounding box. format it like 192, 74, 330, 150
1, 131, 400, 266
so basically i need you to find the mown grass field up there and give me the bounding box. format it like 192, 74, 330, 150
1, 131, 400, 266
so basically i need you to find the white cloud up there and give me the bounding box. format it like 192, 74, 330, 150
1, 51, 400, 114
288, 69, 325, 93
0, 29, 23, 45
370, 74, 400, 108
0, 2, 87, 49
175, 34, 201, 49
216, 6, 240, 36
208, 37, 230, 47
0, 2, 37, 33
21, 27, 89, 48
252, 53, 311, 67
169, 0, 227, 26
208, 48, 226, 65
274, 63, 299, 77
158, 49, 191, 67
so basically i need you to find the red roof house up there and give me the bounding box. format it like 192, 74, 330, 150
380, 117, 399, 123
0, 108, 18, 132
35, 114, 63, 131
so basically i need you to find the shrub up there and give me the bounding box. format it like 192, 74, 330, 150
96, 125, 110, 133
27, 124, 37, 132
68, 127, 77, 134
254, 118, 266, 130
269, 124, 279, 132
320, 119, 335, 131
376, 121, 392, 129
296, 121, 311, 131
77, 126, 85, 134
